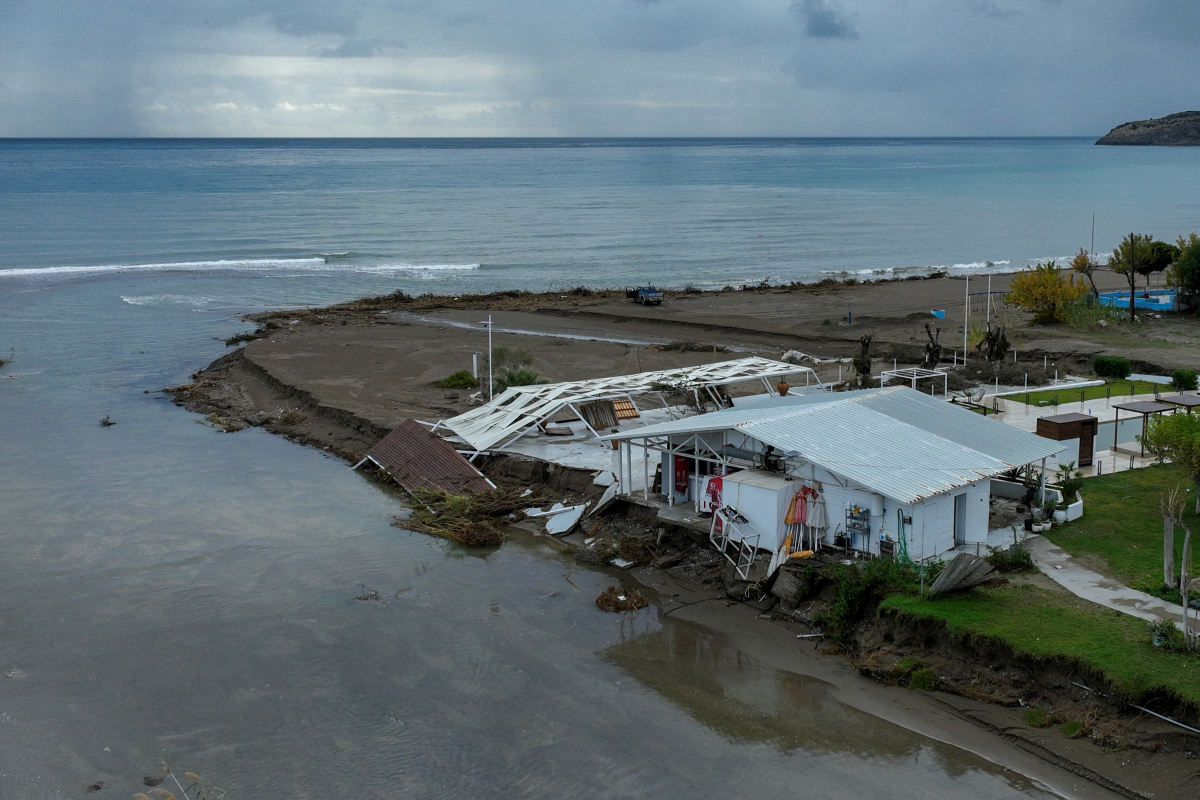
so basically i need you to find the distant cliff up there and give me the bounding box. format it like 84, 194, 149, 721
1096, 111, 1200, 145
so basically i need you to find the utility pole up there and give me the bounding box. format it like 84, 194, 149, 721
963, 275, 969, 364
481, 314, 494, 400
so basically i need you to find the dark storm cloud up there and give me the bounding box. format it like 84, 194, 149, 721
0, 0, 1198, 136
792, 0, 858, 39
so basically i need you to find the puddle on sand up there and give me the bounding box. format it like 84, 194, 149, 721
602, 618, 1058, 800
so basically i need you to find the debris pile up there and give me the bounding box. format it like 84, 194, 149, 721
595, 586, 649, 612
399, 487, 546, 547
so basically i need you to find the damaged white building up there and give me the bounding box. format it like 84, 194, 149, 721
603, 387, 1066, 576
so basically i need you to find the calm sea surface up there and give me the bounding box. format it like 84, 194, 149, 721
2, 138, 1197, 798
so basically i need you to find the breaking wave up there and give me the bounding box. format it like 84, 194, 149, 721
0, 259, 481, 279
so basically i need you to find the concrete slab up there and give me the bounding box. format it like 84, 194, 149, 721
1025, 535, 1190, 626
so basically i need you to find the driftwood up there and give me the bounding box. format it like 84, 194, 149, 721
973, 326, 1010, 362
927, 552, 998, 598
852, 334, 874, 389
922, 323, 943, 369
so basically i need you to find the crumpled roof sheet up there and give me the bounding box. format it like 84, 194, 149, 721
441, 357, 814, 452
367, 419, 494, 495
605, 386, 1066, 504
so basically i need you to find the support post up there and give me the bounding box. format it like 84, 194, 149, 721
643, 442, 650, 499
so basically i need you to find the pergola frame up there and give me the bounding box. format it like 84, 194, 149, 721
433, 357, 822, 454
880, 367, 949, 398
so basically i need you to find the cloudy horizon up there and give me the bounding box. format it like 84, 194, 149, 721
1, 0, 1197, 137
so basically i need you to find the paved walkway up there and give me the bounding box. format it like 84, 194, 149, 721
1025, 534, 1191, 625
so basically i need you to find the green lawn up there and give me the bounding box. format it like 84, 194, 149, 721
882, 584, 1200, 705
1016, 379, 1163, 407
1044, 464, 1200, 596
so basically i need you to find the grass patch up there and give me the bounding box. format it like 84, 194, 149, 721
1060, 719, 1089, 739
1042, 464, 1200, 596
1015, 379, 1161, 407
881, 583, 1200, 706
1023, 708, 1054, 727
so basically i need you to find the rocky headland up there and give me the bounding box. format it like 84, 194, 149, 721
1096, 110, 1200, 146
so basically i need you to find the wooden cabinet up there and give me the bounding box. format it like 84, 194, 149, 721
1036, 413, 1098, 466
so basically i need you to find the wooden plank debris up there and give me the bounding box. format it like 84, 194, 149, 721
927, 552, 998, 598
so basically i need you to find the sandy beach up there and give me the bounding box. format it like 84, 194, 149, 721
170, 268, 1194, 461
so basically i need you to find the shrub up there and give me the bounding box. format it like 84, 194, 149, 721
1063, 297, 1127, 331
812, 558, 919, 646
1092, 355, 1132, 380
1172, 369, 1198, 391
986, 544, 1035, 574
494, 367, 545, 393
1006, 261, 1086, 324
442, 370, 480, 389
908, 668, 938, 691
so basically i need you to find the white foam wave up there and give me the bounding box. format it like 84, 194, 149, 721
120, 294, 220, 307
0, 259, 481, 279
362, 263, 480, 272
1, 258, 327, 278
816, 256, 1072, 281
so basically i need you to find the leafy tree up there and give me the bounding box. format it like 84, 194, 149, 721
1142, 413, 1200, 514
1137, 240, 1180, 290
1069, 248, 1101, 300
1006, 261, 1086, 324
1108, 233, 1154, 321
1167, 232, 1200, 308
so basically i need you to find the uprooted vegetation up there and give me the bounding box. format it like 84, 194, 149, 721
397, 488, 548, 547
223, 321, 280, 347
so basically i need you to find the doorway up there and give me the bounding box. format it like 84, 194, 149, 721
953, 493, 967, 546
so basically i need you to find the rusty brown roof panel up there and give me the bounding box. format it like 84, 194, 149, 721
367, 419, 494, 495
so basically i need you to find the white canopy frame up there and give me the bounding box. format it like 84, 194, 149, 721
880, 367, 949, 398
434, 357, 822, 453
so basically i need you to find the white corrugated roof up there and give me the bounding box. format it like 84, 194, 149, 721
440, 357, 816, 452
605, 387, 1065, 503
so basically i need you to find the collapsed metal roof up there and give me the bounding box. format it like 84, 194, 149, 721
604, 386, 1066, 504
359, 419, 495, 495
438, 357, 817, 452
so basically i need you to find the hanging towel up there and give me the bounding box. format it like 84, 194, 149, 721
807, 495, 827, 529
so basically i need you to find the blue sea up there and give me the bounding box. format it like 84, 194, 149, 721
0, 138, 1195, 799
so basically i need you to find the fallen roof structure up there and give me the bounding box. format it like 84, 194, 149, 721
604, 386, 1066, 504
355, 419, 495, 495
435, 357, 819, 453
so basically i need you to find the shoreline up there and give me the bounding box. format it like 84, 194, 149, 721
165, 270, 1200, 799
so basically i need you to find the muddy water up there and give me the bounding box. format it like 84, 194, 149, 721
0, 278, 1065, 800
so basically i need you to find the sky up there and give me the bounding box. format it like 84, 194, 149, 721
0, 0, 1197, 137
